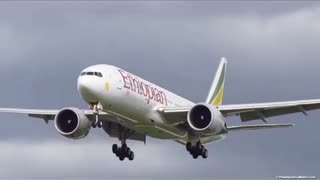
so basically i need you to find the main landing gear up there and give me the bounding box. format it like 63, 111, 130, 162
112, 143, 134, 161
112, 127, 135, 161
90, 103, 135, 161
186, 141, 208, 159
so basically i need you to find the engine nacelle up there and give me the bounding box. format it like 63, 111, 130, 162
54, 108, 91, 139
187, 103, 227, 135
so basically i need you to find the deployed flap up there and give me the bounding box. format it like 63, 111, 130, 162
227, 123, 294, 131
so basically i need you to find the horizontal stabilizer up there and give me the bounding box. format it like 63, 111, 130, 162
227, 123, 294, 132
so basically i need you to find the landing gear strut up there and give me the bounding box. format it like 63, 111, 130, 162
186, 141, 208, 159
112, 127, 135, 161
91, 103, 103, 128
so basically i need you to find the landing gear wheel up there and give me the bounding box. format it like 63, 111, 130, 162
91, 122, 97, 128
187, 141, 208, 159
128, 151, 134, 161
112, 142, 135, 161
200, 145, 205, 154
202, 149, 208, 159
115, 149, 121, 157
112, 128, 137, 161
97, 121, 102, 128
186, 142, 192, 152
192, 153, 199, 159
119, 155, 125, 161
189, 149, 194, 155
112, 144, 118, 154
126, 148, 131, 155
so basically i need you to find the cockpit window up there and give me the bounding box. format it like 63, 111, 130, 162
97, 72, 103, 77
80, 71, 103, 77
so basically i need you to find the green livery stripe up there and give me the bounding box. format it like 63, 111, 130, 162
209, 63, 226, 105
211, 86, 224, 105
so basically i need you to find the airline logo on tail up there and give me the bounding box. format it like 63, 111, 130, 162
206, 58, 227, 106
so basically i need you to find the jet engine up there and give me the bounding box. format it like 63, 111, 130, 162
54, 108, 91, 139
187, 103, 227, 135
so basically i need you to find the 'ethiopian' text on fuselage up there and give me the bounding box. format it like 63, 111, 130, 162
118, 69, 168, 105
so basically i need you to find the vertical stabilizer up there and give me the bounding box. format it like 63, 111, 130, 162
205, 57, 227, 106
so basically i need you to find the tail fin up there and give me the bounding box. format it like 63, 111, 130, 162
205, 57, 227, 106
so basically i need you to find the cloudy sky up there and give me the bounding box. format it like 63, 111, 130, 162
0, 1, 320, 179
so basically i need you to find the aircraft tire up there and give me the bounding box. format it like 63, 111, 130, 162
97, 121, 102, 128
126, 148, 131, 156
112, 144, 118, 154
192, 153, 199, 159
128, 151, 134, 161
119, 155, 125, 161
200, 146, 205, 154
202, 149, 208, 159
186, 142, 192, 152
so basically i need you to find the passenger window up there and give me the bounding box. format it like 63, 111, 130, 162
87, 72, 94, 75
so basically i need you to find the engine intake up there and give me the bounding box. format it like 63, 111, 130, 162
54, 108, 91, 139
187, 103, 227, 135
188, 104, 213, 130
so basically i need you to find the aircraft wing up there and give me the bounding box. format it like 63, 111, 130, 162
0, 108, 146, 142
0, 108, 111, 123
0, 108, 58, 122
219, 99, 320, 122
158, 99, 320, 123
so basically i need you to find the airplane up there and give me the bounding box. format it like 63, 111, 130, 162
0, 57, 319, 161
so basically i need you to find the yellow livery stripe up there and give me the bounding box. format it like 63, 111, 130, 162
211, 86, 224, 105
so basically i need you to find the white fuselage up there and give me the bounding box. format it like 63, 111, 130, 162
77, 64, 224, 143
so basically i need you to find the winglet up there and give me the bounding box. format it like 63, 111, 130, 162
206, 57, 227, 106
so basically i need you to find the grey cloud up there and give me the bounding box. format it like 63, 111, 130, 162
0, 139, 272, 179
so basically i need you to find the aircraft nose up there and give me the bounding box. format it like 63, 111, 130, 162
77, 76, 101, 103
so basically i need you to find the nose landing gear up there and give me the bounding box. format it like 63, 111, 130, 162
90, 103, 103, 128
186, 141, 208, 159
91, 119, 102, 128
89, 103, 136, 161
